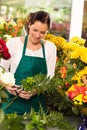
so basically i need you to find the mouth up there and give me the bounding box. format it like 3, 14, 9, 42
33, 37, 40, 42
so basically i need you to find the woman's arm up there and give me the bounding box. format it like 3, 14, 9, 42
46, 42, 57, 78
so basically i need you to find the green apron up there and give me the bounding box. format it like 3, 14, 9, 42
2, 35, 47, 115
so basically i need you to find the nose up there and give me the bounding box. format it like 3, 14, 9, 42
36, 32, 41, 38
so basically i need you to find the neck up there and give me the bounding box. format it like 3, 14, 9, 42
27, 40, 42, 51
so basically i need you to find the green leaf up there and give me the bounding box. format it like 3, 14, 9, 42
0, 109, 4, 124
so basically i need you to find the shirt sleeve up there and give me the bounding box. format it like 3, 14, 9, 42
46, 41, 57, 78
0, 38, 18, 72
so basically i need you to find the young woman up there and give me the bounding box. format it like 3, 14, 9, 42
0, 10, 57, 115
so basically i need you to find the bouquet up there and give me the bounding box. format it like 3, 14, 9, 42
21, 73, 56, 95
0, 38, 15, 89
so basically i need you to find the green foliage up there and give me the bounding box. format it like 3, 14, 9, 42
25, 108, 47, 130
0, 109, 4, 124
46, 90, 75, 116
24, 107, 75, 130
0, 108, 75, 130
21, 73, 79, 116
21, 73, 57, 94
21, 77, 35, 92
0, 112, 26, 130
70, 58, 86, 70
0, 105, 76, 130
47, 111, 75, 130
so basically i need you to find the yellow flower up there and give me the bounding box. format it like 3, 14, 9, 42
70, 36, 86, 46
0, 17, 6, 29
67, 41, 79, 51
71, 50, 79, 59
73, 94, 83, 105
67, 84, 75, 92
70, 36, 79, 43
78, 38, 86, 46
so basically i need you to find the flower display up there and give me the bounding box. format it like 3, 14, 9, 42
0, 17, 24, 41
45, 33, 87, 115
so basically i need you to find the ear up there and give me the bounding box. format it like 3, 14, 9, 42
28, 24, 30, 28
28, 22, 31, 28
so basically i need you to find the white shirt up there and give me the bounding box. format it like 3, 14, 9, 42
0, 37, 57, 78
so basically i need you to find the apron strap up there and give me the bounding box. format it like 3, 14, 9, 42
40, 40, 46, 59
22, 35, 28, 56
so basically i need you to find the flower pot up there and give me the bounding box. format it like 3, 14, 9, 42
77, 114, 87, 130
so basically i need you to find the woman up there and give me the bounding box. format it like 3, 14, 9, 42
0, 10, 57, 115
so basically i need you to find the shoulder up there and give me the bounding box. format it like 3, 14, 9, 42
6, 36, 23, 48
6, 36, 21, 44
6, 36, 23, 54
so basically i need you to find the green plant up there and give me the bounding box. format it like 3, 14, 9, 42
21, 73, 57, 94
0, 108, 76, 130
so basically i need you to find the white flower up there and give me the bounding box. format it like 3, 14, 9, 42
0, 72, 15, 87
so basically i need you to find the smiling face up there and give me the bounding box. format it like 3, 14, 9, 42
28, 21, 48, 45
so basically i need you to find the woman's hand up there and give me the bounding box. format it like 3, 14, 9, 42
6, 86, 37, 100
18, 90, 32, 100
6, 86, 18, 96
18, 89, 37, 100
6, 85, 21, 96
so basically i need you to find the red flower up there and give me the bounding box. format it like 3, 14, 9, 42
0, 38, 11, 59
65, 82, 70, 88
68, 91, 77, 99
67, 84, 87, 100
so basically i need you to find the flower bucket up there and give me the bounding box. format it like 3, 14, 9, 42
80, 107, 87, 116
77, 107, 87, 130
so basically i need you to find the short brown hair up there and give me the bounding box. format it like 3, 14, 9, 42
25, 10, 51, 34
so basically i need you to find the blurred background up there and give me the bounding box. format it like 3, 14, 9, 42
0, 0, 87, 43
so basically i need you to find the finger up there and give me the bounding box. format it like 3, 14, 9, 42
19, 93, 32, 100
8, 90, 17, 96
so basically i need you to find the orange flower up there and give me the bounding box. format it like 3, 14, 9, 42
60, 66, 67, 73
73, 63, 77, 68
82, 94, 87, 102
56, 56, 59, 62
60, 66, 67, 78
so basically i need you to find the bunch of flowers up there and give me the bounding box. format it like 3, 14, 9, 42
66, 66, 87, 115
0, 38, 15, 90
66, 83, 87, 106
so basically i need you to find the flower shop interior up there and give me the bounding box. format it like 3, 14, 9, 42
0, 0, 87, 130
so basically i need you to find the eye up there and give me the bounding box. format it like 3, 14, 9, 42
33, 29, 38, 32
41, 31, 47, 35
